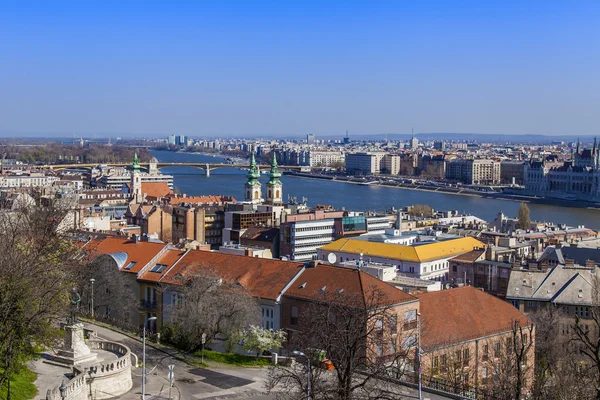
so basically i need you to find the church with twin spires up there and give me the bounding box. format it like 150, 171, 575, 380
244, 152, 283, 205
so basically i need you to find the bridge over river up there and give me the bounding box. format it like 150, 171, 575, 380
41, 162, 307, 177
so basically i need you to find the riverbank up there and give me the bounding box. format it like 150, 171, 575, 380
283, 171, 600, 210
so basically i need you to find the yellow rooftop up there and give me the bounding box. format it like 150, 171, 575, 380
320, 236, 485, 263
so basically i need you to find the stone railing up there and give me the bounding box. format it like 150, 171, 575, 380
46, 340, 133, 400
45, 372, 87, 400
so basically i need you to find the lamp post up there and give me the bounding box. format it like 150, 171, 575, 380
292, 350, 310, 400
90, 278, 95, 319
142, 316, 157, 400
417, 312, 422, 400
59, 380, 67, 399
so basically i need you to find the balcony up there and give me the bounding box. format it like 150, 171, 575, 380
140, 300, 157, 310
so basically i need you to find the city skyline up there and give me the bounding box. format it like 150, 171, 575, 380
1, 1, 599, 137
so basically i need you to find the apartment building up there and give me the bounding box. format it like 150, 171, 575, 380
318, 236, 486, 282
381, 154, 400, 175
345, 152, 386, 175
446, 159, 500, 185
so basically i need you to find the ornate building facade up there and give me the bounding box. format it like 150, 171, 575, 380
524, 139, 600, 202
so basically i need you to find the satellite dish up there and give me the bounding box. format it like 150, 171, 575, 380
327, 253, 337, 264
445, 283, 451, 289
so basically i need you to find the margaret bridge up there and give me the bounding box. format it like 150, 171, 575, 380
40, 162, 308, 177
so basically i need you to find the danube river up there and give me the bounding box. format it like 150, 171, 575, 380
151, 150, 600, 229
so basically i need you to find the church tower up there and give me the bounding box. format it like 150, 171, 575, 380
131, 152, 143, 203
266, 153, 283, 205
244, 153, 263, 204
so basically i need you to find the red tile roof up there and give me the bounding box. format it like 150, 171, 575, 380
284, 264, 417, 307
417, 286, 531, 350
160, 250, 304, 300
141, 182, 172, 200
85, 237, 167, 274
138, 249, 187, 282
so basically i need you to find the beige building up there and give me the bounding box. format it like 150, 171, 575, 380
446, 159, 500, 185
381, 154, 400, 175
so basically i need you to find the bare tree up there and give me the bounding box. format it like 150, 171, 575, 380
0, 197, 81, 393
267, 286, 417, 400
486, 320, 534, 400
73, 254, 138, 323
528, 307, 594, 399
165, 271, 259, 352
571, 275, 600, 400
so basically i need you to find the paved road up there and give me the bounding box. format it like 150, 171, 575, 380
67, 322, 456, 400
85, 322, 271, 400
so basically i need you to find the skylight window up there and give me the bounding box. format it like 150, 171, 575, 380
124, 261, 137, 270
150, 263, 168, 273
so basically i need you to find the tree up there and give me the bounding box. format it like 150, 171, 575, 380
266, 286, 416, 400
529, 307, 595, 400
486, 320, 534, 400
407, 204, 433, 218
570, 275, 600, 400
165, 271, 259, 352
73, 254, 138, 326
0, 196, 80, 394
241, 326, 287, 358
518, 203, 531, 230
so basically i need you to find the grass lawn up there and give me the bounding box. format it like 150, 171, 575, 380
0, 368, 38, 400
193, 350, 272, 367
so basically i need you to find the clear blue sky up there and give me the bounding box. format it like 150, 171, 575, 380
0, 1, 598, 137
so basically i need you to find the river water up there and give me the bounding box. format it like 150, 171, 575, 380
151, 150, 600, 229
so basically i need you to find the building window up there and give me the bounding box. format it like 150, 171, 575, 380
262, 307, 275, 330
482, 366, 488, 379
483, 344, 489, 360
390, 315, 397, 335
404, 309, 417, 323
290, 306, 299, 326
376, 343, 383, 356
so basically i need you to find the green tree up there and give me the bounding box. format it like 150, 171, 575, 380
518, 203, 531, 230
241, 326, 287, 359
0, 194, 80, 395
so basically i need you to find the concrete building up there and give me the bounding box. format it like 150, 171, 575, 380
306, 150, 345, 168
500, 161, 526, 185
318, 236, 486, 282
171, 204, 225, 247
218, 243, 273, 258
0, 174, 59, 188
506, 264, 597, 323
345, 152, 386, 175
125, 204, 172, 243
446, 159, 500, 185
381, 154, 400, 175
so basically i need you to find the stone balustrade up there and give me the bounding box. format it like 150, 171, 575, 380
46, 340, 133, 400
45, 373, 86, 400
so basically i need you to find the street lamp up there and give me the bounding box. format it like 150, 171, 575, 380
293, 350, 310, 400
142, 316, 157, 400
90, 278, 95, 319
417, 312, 422, 400
59, 380, 67, 399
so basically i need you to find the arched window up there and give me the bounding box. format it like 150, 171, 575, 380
276, 190, 280, 198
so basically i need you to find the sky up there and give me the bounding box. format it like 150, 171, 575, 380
0, 1, 599, 138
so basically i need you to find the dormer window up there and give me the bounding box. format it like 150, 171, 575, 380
150, 263, 168, 273
124, 261, 136, 270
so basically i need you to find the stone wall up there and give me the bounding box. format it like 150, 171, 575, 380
86, 341, 133, 399
46, 340, 133, 400
45, 372, 87, 400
